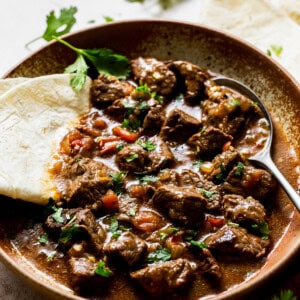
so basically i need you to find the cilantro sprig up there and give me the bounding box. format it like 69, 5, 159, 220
26, 7, 77, 48
54, 37, 130, 90
272, 290, 297, 300
94, 260, 112, 278
148, 247, 171, 263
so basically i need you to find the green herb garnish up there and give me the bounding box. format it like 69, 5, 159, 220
190, 240, 208, 249
235, 162, 245, 176
267, 45, 283, 57
251, 222, 270, 239
231, 98, 241, 106
272, 289, 297, 300
125, 154, 139, 162
95, 260, 113, 277
108, 171, 127, 194
55, 37, 130, 90
59, 224, 83, 244
198, 188, 217, 199
136, 140, 156, 151
52, 208, 64, 223
103, 16, 114, 22
139, 175, 159, 183
148, 247, 171, 263
37, 234, 49, 245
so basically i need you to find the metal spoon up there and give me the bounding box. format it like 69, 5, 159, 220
214, 77, 300, 212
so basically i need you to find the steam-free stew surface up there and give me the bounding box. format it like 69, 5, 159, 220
0, 57, 297, 299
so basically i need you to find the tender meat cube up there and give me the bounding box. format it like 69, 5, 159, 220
118, 194, 141, 221
168, 60, 210, 103
116, 144, 150, 173
193, 247, 222, 279
103, 231, 147, 266
207, 147, 242, 181
68, 208, 106, 253
105, 98, 138, 122
205, 225, 270, 259
178, 169, 201, 186
160, 109, 201, 142
68, 256, 108, 294
203, 83, 261, 137
131, 57, 176, 96
44, 208, 80, 234
56, 157, 112, 208
223, 194, 266, 225
223, 165, 276, 200
188, 127, 233, 159
116, 137, 173, 173
152, 185, 207, 226
196, 179, 222, 211
91, 74, 134, 107
130, 258, 195, 295
142, 106, 165, 135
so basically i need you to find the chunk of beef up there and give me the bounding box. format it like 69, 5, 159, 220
178, 169, 201, 186
152, 185, 207, 226
223, 194, 266, 225
142, 106, 165, 135
130, 258, 195, 295
204, 225, 270, 259
188, 127, 233, 159
160, 109, 201, 142
168, 60, 210, 103
68, 208, 106, 253
116, 137, 173, 173
91, 74, 134, 107
196, 179, 223, 211
118, 194, 141, 222
223, 165, 276, 200
44, 208, 81, 235
105, 98, 138, 122
207, 147, 242, 182
56, 157, 112, 208
131, 57, 176, 96
193, 247, 222, 279
68, 256, 109, 294
202, 83, 261, 137
103, 231, 147, 266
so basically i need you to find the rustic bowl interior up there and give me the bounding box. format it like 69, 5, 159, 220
1, 20, 300, 300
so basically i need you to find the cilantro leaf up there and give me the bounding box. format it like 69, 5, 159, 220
139, 175, 159, 183
251, 222, 270, 239
103, 16, 114, 23
148, 247, 171, 263
94, 260, 112, 277
126, 154, 139, 162
235, 162, 245, 176
272, 290, 297, 300
37, 234, 49, 245
54, 37, 130, 90
198, 188, 217, 199
267, 45, 283, 58
190, 240, 208, 249
52, 208, 64, 223
43, 7, 77, 41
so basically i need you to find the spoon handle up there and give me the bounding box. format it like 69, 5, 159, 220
251, 153, 300, 212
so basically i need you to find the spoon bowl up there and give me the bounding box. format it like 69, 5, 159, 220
214, 77, 300, 211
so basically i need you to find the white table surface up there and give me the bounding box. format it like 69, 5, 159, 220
0, 1, 299, 299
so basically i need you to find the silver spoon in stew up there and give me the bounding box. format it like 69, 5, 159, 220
214, 77, 300, 212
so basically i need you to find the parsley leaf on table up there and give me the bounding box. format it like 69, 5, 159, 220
272, 290, 297, 300
55, 37, 130, 90
267, 45, 283, 57
43, 7, 78, 41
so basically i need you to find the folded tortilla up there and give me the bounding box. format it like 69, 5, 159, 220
0, 74, 91, 205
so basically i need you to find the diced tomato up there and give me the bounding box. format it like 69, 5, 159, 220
132, 210, 163, 232
112, 126, 138, 143
101, 190, 119, 210
206, 216, 224, 228
222, 141, 232, 152
99, 142, 119, 155
71, 139, 83, 148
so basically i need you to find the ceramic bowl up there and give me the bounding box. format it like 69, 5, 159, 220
1, 20, 300, 300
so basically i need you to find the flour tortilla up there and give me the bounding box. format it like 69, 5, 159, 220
0, 74, 91, 205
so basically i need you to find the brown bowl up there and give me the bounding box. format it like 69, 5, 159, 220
1, 20, 300, 300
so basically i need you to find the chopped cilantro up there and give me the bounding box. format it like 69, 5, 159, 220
123, 100, 136, 115
129, 208, 136, 216
52, 208, 64, 223
267, 45, 283, 57
251, 222, 270, 239
139, 101, 148, 111
215, 163, 226, 180
148, 247, 171, 263
136, 140, 156, 151
235, 162, 245, 176
139, 175, 159, 183
95, 260, 112, 277
126, 153, 139, 162
231, 98, 240, 106
37, 234, 49, 245
198, 188, 217, 199
183, 230, 198, 241
59, 224, 83, 244
190, 240, 208, 249
116, 142, 125, 151
55, 37, 130, 90
108, 171, 127, 194
272, 290, 297, 300
103, 16, 114, 22
121, 117, 141, 131
227, 221, 240, 227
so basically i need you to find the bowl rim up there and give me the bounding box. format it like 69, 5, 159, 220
1, 18, 300, 300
